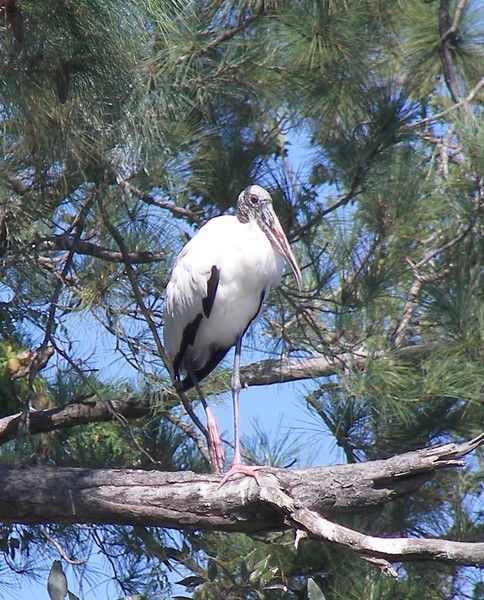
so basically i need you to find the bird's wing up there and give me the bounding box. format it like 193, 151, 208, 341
172, 265, 221, 382
178, 346, 229, 392
163, 218, 232, 385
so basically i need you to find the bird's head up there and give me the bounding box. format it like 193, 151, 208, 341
237, 185, 302, 290
236, 184, 274, 223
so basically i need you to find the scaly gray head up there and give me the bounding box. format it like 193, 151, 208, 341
237, 185, 302, 290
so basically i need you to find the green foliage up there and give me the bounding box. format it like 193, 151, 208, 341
0, 0, 483, 598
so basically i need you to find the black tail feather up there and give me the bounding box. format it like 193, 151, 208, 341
176, 346, 231, 392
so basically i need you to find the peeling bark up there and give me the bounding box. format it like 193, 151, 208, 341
1, 435, 483, 567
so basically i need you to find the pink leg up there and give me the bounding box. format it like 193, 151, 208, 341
187, 367, 225, 474
205, 405, 225, 474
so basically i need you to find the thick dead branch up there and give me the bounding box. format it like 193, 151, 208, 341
1, 435, 483, 568
239, 342, 441, 387
265, 485, 484, 566
0, 397, 153, 446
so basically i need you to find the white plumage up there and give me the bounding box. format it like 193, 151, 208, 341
163, 184, 301, 480
164, 214, 285, 382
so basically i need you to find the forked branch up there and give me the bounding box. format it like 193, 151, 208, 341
1, 435, 483, 570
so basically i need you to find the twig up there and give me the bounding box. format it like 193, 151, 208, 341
40, 526, 88, 565
97, 187, 211, 462
294, 169, 363, 242
117, 178, 204, 226
438, 0, 461, 102
393, 193, 480, 346
441, 0, 467, 44
38, 235, 164, 263
175, 12, 261, 64
409, 76, 484, 129
413, 221, 475, 270
14, 197, 94, 465
163, 410, 210, 464
97, 189, 169, 369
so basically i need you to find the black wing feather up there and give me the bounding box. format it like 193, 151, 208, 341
177, 345, 231, 391
173, 266, 221, 386
178, 289, 266, 391
202, 266, 219, 318
173, 313, 203, 380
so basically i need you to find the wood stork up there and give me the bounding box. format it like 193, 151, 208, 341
163, 184, 302, 483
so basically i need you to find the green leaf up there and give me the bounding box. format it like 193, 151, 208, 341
207, 560, 218, 582
176, 576, 206, 588
307, 577, 326, 600
47, 561, 68, 600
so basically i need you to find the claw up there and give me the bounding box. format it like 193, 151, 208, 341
218, 462, 263, 487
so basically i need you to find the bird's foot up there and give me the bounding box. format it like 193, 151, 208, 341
218, 462, 263, 487
205, 406, 225, 474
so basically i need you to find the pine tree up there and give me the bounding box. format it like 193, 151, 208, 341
0, 0, 482, 598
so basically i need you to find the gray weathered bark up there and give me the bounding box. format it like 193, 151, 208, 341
1, 435, 483, 568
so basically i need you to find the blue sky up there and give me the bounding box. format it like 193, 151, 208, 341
12, 382, 338, 600
9, 129, 340, 599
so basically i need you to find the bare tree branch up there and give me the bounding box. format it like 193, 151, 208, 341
409, 75, 484, 130
295, 171, 363, 242
176, 11, 262, 65
39, 526, 88, 565
38, 236, 164, 264
117, 178, 204, 227
239, 342, 442, 387
264, 484, 484, 567
1, 435, 483, 569
393, 207, 479, 345
0, 397, 152, 446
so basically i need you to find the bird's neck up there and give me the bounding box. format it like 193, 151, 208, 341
236, 212, 250, 224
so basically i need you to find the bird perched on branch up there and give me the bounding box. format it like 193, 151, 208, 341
163, 184, 302, 483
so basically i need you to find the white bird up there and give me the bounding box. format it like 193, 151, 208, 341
163, 184, 302, 482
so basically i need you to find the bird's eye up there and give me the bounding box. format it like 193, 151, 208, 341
249, 194, 259, 204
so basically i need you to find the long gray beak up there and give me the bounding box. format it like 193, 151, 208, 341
264, 208, 302, 290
